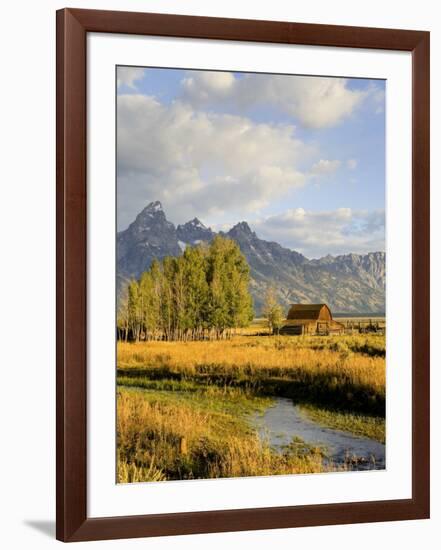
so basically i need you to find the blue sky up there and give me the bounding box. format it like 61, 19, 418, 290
117, 66, 385, 258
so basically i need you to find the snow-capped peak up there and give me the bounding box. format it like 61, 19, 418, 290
138, 201, 164, 219
189, 217, 207, 229
147, 200, 163, 212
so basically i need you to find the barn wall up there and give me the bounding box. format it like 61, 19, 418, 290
318, 306, 332, 321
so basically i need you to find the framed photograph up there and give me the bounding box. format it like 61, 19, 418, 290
56, 8, 430, 542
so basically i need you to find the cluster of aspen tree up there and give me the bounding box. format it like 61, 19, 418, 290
117, 236, 254, 341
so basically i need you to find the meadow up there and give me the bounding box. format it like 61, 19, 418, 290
117, 326, 386, 482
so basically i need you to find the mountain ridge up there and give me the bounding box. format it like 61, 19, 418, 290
117, 201, 385, 315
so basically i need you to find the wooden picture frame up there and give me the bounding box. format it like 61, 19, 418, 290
56, 8, 430, 542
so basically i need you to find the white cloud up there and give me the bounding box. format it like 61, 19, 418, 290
370, 85, 385, 114
117, 67, 146, 89
253, 208, 385, 258
311, 159, 341, 175
117, 94, 314, 229
181, 72, 368, 128
346, 159, 358, 170
182, 71, 235, 101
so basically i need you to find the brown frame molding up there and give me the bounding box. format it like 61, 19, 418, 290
56, 8, 430, 542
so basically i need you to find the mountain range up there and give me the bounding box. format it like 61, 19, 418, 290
117, 201, 385, 315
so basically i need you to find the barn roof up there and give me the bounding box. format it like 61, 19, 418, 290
287, 303, 332, 320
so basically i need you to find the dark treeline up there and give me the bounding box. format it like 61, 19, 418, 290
117, 236, 254, 342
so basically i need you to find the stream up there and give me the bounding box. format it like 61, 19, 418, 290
251, 397, 385, 471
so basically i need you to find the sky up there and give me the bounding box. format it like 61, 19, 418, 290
117, 66, 385, 259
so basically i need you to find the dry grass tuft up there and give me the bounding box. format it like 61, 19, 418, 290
117, 389, 329, 482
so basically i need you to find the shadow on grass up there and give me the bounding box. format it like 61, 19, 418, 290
117, 369, 385, 417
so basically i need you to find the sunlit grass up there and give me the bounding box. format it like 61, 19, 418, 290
299, 404, 385, 443
117, 387, 331, 482
117, 334, 385, 415
116, 332, 386, 481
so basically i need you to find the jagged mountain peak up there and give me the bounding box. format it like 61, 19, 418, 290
125, 201, 174, 236
189, 217, 206, 229
145, 200, 163, 212
117, 201, 386, 315
136, 200, 164, 219
117, 201, 180, 277
177, 216, 213, 246
177, 216, 210, 229
228, 221, 254, 237
130, 201, 166, 227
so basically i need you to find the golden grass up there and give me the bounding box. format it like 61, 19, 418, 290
117, 458, 167, 483
117, 389, 329, 481
299, 404, 386, 443
117, 334, 385, 394
116, 333, 386, 481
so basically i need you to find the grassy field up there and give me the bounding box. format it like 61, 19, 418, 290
298, 404, 385, 443
117, 386, 328, 482
117, 329, 386, 482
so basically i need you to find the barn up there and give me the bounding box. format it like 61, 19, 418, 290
279, 303, 344, 335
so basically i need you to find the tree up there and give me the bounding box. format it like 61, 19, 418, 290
263, 287, 284, 335
224, 240, 254, 330
128, 280, 142, 341
139, 270, 161, 340
117, 284, 130, 341
181, 245, 209, 339
161, 256, 177, 340
149, 259, 163, 339
120, 236, 254, 341
206, 236, 231, 336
